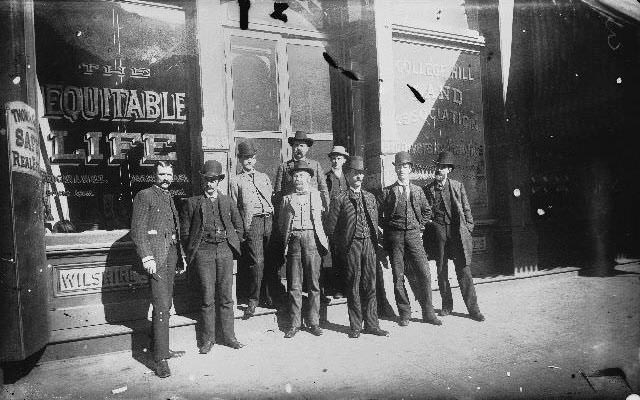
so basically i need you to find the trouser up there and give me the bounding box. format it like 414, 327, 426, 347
194, 241, 236, 344
286, 230, 322, 328
345, 237, 379, 331
244, 214, 273, 307
150, 243, 178, 362
385, 229, 437, 320
432, 222, 480, 314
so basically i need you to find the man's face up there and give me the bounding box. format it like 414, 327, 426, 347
347, 169, 364, 190
155, 165, 174, 190
292, 142, 309, 160
435, 165, 452, 181
395, 162, 412, 181
240, 155, 256, 172
203, 177, 220, 195
292, 171, 311, 192
330, 155, 346, 170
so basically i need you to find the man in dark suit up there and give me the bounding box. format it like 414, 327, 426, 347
325, 156, 389, 338
275, 160, 329, 338
423, 151, 484, 322
180, 160, 245, 355
130, 161, 186, 378
324, 145, 350, 300
380, 151, 442, 327
273, 130, 330, 211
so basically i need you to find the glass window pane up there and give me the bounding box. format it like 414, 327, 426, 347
287, 43, 332, 133
230, 36, 279, 131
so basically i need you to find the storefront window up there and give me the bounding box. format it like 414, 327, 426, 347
230, 36, 279, 132
35, 0, 193, 232
287, 43, 333, 134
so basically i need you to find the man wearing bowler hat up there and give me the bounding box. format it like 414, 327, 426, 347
276, 160, 329, 338
324, 145, 350, 299
325, 156, 389, 338
273, 130, 329, 211
380, 151, 442, 327
423, 151, 484, 322
230, 140, 277, 319
180, 160, 245, 355
131, 161, 186, 378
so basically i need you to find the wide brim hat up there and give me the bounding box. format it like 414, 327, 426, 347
236, 140, 257, 158
433, 151, 455, 168
201, 160, 225, 180
345, 156, 366, 172
288, 160, 315, 177
287, 130, 314, 147
328, 145, 349, 158
392, 151, 413, 166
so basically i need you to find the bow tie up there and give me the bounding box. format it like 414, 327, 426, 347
435, 183, 444, 191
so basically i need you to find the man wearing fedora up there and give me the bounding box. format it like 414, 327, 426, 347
423, 151, 484, 322
131, 161, 186, 378
380, 151, 442, 327
230, 140, 276, 319
325, 156, 389, 338
324, 145, 350, 299
273, 130, 329, 211
276, 160, 329, 338
180, 160, 245, 355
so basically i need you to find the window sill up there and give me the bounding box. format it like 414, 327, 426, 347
45, 230, 134, 255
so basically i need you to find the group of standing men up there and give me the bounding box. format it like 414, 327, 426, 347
130, 130, 484, 378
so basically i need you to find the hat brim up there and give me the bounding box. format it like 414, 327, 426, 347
433, 161, 455, 168
392, 161, 413, 166
345, 166, 366, 173
328, 151, 349, 158
237, 152, 257, 158
289, 168, 315, 177
201, 173, 226, 180
288, 137, 314, 146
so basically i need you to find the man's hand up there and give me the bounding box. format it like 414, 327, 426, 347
142, 258, 157, 275
177, 256, 188, 274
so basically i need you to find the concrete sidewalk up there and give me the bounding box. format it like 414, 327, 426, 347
2, 264, 639, 400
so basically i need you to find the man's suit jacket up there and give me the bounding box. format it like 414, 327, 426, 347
275, 190, 329, 260
180, 192, 244, 264
230, 170, 274, 233
379, 182, 432, 251
325, 169, 347, 199
274, 158, 329, 210
130, 185, 181, 269
423, 179, 475, 266
325, 189, 379, 261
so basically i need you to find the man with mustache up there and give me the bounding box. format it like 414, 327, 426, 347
325, 156, 389, 338
180, 160, 245, 355
423, 151, 484, 322
379, 151, 442, 327
273, 131, 329, 211
276, 160, 329, 338
130, 161, 186, 378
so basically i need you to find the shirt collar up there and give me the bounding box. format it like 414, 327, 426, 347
396, 180, 410, 188
205, 191, 218, 200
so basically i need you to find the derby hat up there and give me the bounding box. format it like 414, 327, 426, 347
287, 130, 314, 147
345, 156, 366, 172
328, 145, 349, 158
289, 160, 315, 177
201, 160, 225, 180
433, 151, 456, 167
393, 151, 413, 166
236, 140, 257, 158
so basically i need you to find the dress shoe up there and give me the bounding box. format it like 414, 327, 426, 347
168, 349, 185, 358
308, 325, 323, 336
439, 308, 452, 317
243, 305, 255, 319
363, 327, 390, 337
155, 359, 171, 378
225, 339, 245, 349
199, 340, 214, 354
333, 292, 344, 299
470, 312, 485, 322
348, 329, 361, 338
284, 327, 299, 338
424, 316, 443, 326
321, 295, 332, 304
398, 318, 410, 327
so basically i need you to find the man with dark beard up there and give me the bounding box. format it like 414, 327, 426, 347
423, 151, 484, 322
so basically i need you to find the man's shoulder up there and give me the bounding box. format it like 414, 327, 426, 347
134, 186, 156, 202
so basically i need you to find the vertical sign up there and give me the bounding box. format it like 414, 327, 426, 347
6, 101, 40, 176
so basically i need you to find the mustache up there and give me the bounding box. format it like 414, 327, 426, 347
160, 180, 171, 185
